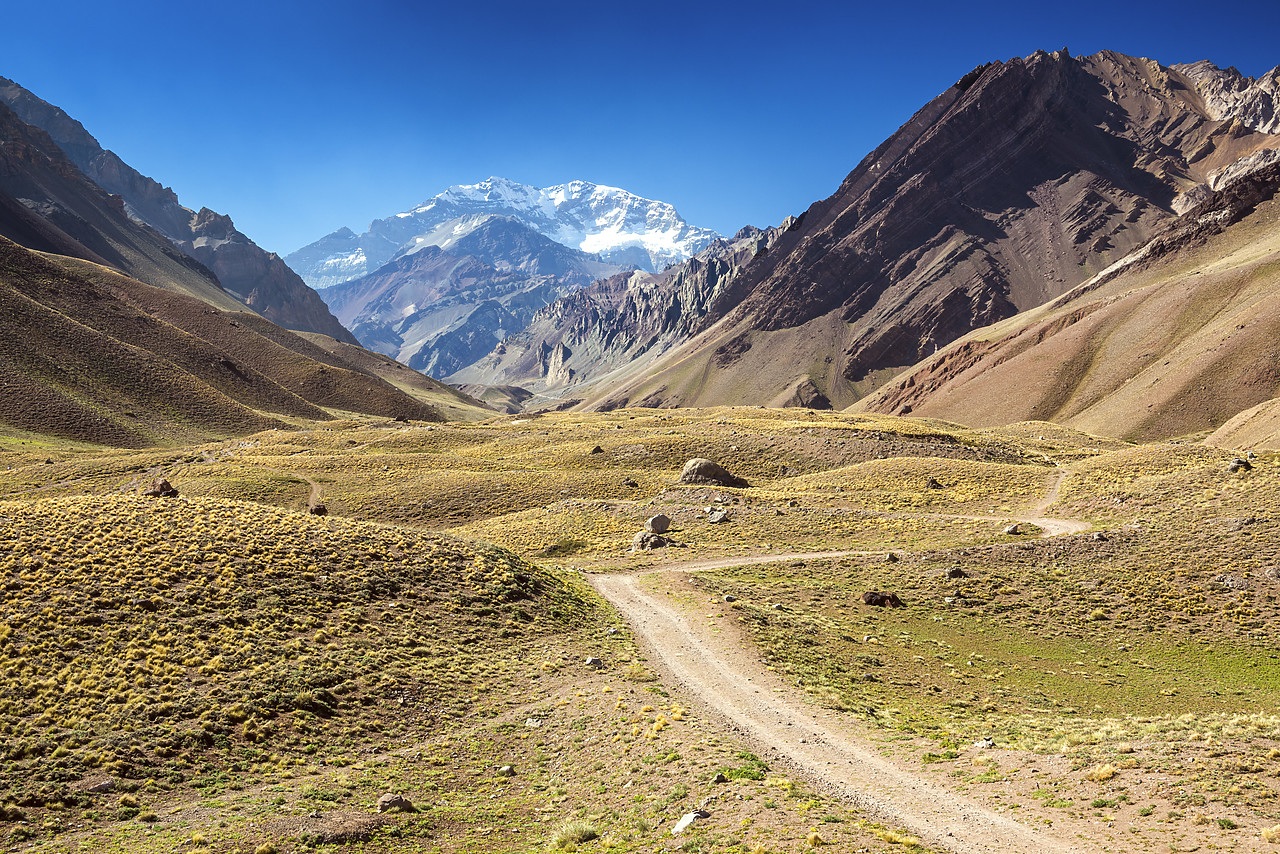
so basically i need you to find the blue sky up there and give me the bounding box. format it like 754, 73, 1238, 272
5, 0, 1279, 255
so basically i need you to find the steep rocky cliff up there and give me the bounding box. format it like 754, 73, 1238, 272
450, 225, 783, 397
0, 76, 357, 345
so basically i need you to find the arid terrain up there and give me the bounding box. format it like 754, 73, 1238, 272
4, 407, 1280, 852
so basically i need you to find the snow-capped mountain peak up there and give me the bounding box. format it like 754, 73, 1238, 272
286, 177, 721, 289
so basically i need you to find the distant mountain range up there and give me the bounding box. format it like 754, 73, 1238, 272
287, 177, 721, 376
287, 176, 721, 288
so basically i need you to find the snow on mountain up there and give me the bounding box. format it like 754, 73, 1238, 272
286, 177, 721, 288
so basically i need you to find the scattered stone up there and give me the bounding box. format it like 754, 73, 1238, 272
973, 736, 995, 749
885, 552, 899, 563
605, 627, 619, 635
1215, 573, 1250, 590
631, 531, 671, 551
787, 499, 800, 507
1248, 451, 1258, 460
678, 458, 749, 488
1091, 532, 1108, 542
375, 793, 415, 814
1229, 457, 1253, 473
707, 508, 729, 524
862, 591, 905, 608
496, 765, 516, 777
926, 477, 945, 489
589, 445, 604, 454
584, 656, 604, 668
142, 478, 178, 498
524, 718, 542, 728
622, 477, 639, 488
722, 594, 737, 603
308, 503, 328, 516
946, 567, 969, 579
771, 603, 785, 610
86, 779, 116, 794
1003, 523, 1021, 535
711, 772, 728, 784
671, 809, 711, 835
645, 514, 671, 534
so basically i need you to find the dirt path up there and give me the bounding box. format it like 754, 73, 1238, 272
591, 572, 1095, 853
587, 467, 1098, 852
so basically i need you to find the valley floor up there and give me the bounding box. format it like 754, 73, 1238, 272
3, 407, 1280, 852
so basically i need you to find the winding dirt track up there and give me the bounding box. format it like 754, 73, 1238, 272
589, 467, 1097, 853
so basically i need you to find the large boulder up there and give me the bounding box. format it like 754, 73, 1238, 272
678, 459, 748, 488
142, 478, 178, 498
645, 514, 671, 534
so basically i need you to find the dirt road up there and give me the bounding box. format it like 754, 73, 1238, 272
587, 467, 1097, 852
591, 570, 1095, 853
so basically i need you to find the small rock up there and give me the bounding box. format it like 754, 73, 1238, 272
376, 793, 415, 814
1091, 532, 1108, 542
722, 594, 737, 603
926, 477, 945, 489
707, 508, 729, 524
86, 779, 116, 794
308, 503, 327, 516
496, 765, 516, 777
622, 477, 639, 488
645, 514, 671, 534
787, 499, 800, 508
973, 736, 995, 749
671, 809, 711, 835
524, 718, 542, 728
631, 531, 671, 551
712, 772, 728, 783
1229, 457, 1253, 473
885, 552, 899, 563
1003, 523, 1021, 535
605, 627, 620, 635
946, 567, 969, 579
589, 445, 604, 454
584, 656, 604, 668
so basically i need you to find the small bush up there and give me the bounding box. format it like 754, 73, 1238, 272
1085, 763, 1117, 782
550, 820, 598, 849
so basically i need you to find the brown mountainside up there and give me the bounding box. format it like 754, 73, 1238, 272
473, 50, 1280, 413
0, 235, 448, 446
0, 76, 358, 345
856, 163, 1280, 445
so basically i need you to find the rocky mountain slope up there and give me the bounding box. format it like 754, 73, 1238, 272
854, 162, 1280, 445
472, 50, 1280, 415
450, 225, 786, 399
0, 98, 487, 444
0, 76, 357, 344
320, 216, 621, 376
286, 176, 720, 288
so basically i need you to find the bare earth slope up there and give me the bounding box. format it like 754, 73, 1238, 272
858, 163, 1280, 444
0, 237, 444, 446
